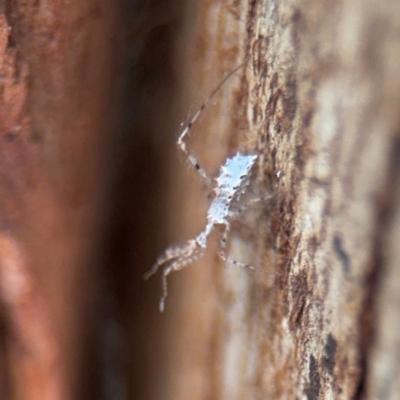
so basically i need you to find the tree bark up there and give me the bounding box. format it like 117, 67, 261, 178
161, 0, 400, 399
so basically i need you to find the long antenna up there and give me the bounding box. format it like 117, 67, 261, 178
177, 57, 250, 183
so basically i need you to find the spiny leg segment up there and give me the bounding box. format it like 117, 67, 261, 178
176, 59, 248, 185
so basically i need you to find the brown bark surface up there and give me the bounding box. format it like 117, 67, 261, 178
0, 0, 399, 399
162, 1, 400, 399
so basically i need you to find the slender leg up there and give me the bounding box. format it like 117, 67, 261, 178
160, 243, 205, 312
218, 223, 248, 268
177, 117, 211, 185
218, 223, 265, 273
230, 194, 272, 217
218, 222, 231, 261
144, 237, 205, 312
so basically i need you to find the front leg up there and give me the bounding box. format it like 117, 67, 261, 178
177, 123, 211, 186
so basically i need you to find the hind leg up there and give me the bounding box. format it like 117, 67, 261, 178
144, 238, 205, 312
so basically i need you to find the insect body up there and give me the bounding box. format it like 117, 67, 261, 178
144, 60, 257, 312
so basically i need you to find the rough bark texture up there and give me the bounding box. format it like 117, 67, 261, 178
0, 0, 399, 399
162, 0, 400, 399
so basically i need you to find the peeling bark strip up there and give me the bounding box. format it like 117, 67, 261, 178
160, 0, 400, 399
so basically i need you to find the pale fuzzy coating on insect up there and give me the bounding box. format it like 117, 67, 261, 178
197, 153, 257, 249
144, 153, 258, 312
209, 154, 258, 224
